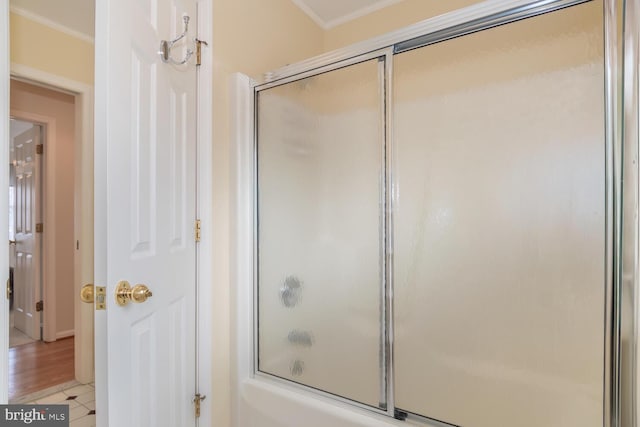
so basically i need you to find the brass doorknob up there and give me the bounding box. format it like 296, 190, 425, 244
115, 280, 153, 306
80, 284, 94, 303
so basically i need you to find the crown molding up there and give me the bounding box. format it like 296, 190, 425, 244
290, 0, 405, 30
324, 0, 404, 29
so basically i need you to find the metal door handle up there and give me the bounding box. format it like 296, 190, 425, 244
115, 280, 153, 306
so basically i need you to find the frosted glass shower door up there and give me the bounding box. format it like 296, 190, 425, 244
257, 58, 384, 407
393, 2, 605, 427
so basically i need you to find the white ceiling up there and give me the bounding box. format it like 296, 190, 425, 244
10, 0, 95, 40
291, 0, 403, 29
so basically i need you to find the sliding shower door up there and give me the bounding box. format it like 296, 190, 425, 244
256, 57, 385, 407
393, 1, 605, 426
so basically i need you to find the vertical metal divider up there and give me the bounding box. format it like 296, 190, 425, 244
604, 0, 623, 426
384, 49, 395, 417
622, 0, 640, 425
377, 56, 387, 410
252, 87, 260, 377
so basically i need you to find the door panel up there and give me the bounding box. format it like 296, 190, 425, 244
393, 2, 605, 426
169, 89, 188, 252
129, 48, 157, 257
96, 0, 198, 424
12, 125, 40, 340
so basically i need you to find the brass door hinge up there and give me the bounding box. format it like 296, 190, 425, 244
36, 223, 43, 233
195, 39, 208, 66
36, 300, 43, 312
195, 219, 201, 242
36, 144, 43, 155
6, 279, 11, 300
193, 393, 206, 418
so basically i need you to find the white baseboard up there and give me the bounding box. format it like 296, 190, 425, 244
56, 329, 75, 340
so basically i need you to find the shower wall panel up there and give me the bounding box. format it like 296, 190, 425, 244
392, 1, 605, 426
257, 58, 384, 407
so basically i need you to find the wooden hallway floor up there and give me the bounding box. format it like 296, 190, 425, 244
8, 336, 75, 401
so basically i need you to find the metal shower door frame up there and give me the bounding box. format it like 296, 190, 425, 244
252, 1, 636, 426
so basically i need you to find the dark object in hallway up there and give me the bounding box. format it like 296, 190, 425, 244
8, 267, 13, 310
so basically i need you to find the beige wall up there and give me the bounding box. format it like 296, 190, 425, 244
211, 0, 323, 425
10, 79, 76, 337
9, 12, 94, 85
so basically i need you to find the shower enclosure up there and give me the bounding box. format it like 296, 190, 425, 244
241, 0, 638, 426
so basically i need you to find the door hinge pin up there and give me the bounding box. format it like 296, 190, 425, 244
193, 393, 206, 418
36, 300, 43, 312
196, 39, 208, 66
195, 219, 201, 242
36, 144, 43, 155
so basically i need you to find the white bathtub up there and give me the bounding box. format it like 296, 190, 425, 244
234, 378, 414, 427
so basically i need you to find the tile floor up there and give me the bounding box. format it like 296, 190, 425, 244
26, 382, 96, 427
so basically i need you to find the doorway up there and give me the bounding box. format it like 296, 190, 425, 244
7, 79, 82, 402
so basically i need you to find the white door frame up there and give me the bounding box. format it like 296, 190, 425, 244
93, 0, 214, 425
10, 64, 94, 383
195, 0, 214, 424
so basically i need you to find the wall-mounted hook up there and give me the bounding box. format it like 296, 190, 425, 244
159, 15, 194, 65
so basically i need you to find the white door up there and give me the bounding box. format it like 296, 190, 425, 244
12, 125, 41, 341
94, 0, 198, 425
